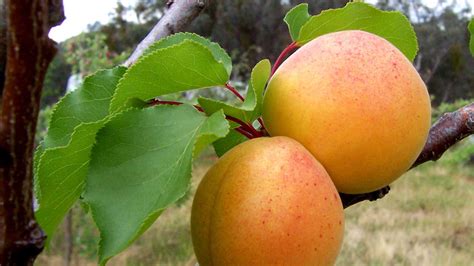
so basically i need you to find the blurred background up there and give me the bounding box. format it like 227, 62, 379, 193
20, 0, 474, 265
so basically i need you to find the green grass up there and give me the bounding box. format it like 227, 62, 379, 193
36, 143, 474, 266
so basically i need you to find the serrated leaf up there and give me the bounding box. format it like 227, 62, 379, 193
284, 3, 311, 41
469, 18, 474, 56
248, 59, 271, 120
198, 59, 271, 123
213, 129, 247, 157
297, 2, 418, 61
34, 67, 126, 240
43, 67, 126, 149
110, 40, 229, 113
82, 105, 229, 264
144, 32, 232, 76
36, 122, 104, 237
193, 110, 229, 157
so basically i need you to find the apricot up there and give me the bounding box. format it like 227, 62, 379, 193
191, 136, 344, 266
262, 30, 431, 194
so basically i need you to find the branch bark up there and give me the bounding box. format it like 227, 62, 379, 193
412, 103, 474, 167
0, 0, 64, 264
341, 102, 474, 208
123, 0, 207, 67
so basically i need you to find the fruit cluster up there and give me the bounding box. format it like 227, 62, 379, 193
191, 30, 431, 265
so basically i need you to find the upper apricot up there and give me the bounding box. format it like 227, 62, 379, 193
263, 30, 431, 194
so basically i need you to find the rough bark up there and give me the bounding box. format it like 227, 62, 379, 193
413, 103, 474, 167
0, 0, 63, 264
123, 0, 207, 67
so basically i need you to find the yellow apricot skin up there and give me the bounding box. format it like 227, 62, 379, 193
191, 137, 344, 266
262, 30, 431, 194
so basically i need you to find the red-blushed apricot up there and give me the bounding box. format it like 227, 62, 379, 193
191, 136, 344, 265
262, 30, 431, 194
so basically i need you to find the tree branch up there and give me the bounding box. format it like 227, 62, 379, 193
342, 102, 474, 208
412, 103, 474, 167
123, 0, 207, 67
0, 0, 64, 264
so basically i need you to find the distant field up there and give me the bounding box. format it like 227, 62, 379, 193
37, 144, 474, 266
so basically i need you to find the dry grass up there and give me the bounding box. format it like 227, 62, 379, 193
337, 162, 474, 266
36, 149, 474, 266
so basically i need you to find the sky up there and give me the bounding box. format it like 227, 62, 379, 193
49, 0, 139, 42
49, 0, 474, 43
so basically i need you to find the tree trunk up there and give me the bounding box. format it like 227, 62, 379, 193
0, 0, 64, 264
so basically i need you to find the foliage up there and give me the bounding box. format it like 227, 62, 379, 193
198, 59, 270, 124
286, 2, 418, 61
64, 32, 127, 78
36, 34, 234, 264
35, 67, 127, 243
84, 106, 228, 263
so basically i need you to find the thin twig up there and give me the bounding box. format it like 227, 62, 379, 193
225, 83, 245, 101
150, 99, 258, 138
123, 0, 207, 67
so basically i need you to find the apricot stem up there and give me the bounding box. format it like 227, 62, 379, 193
234, 127, 255, 139
271, 41, 299, 76
226, 115, 261, 138
150, 98, 257, 139
224, 82, 267, 133
225, 83, 245, 101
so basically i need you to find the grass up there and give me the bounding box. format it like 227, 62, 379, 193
36, 144, 474, 266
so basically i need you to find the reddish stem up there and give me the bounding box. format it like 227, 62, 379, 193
225, 83, 245, 102
271, 41, 299, 76
226, 115, 261, 138
225, 83, 267, 132
234, 127, 254, 139
150, 99, 257, 138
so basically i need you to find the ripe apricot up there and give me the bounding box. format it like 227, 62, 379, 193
191, 137, 344, 265
262, 30, 431, 194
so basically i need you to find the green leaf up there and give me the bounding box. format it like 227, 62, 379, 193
34, 67, 126, 240
469, 18, 474, 56
297, 2, 418, 61
193, 109, 230, 157
213, 129, 247, 157
198, 59, 271, 123
36, 122, 104, 237
284, 3, 311, 41
82, 105, 229, 264
110, 40, 229, 113
43, 67, 126, 149
144, 32, 232, 76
